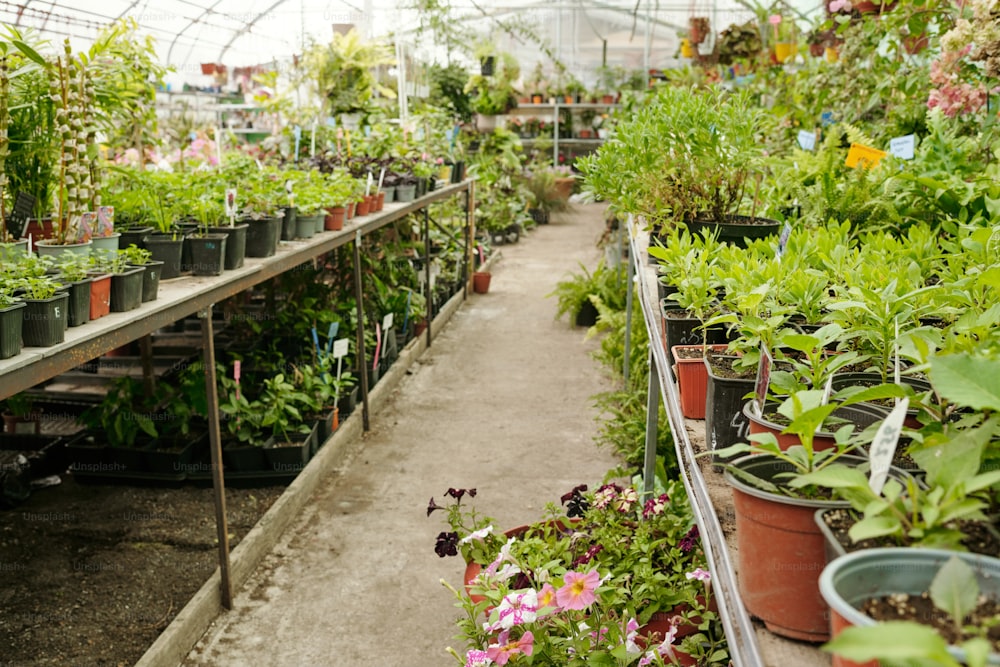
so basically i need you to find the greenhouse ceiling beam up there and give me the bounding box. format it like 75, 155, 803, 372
167, 0, 233, 67
217, 0, 293, 63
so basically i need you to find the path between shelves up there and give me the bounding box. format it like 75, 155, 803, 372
181, 203, 621, 667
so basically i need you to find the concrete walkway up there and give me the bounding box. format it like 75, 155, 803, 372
183, 203, 620, 667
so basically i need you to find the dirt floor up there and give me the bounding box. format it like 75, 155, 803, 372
182, 203, 621, 666
0, 202, 620, 667
0, 480, 282, 667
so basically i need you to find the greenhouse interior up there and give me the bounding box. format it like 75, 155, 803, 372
0, 0, 997, 665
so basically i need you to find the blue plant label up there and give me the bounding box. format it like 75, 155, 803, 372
820, 111, 834, 126
326, 116, 337, 128
364, 126, 371, 137
888, 134, 915, 160
293, 125, 302, 140
869, 398, 909, 495
383, 313, 394, 331
753, 345, 773, 418
775, 222, 793, 260
797, 130, 816, 151
332, 338, 349, 359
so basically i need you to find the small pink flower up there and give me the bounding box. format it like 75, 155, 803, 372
537, 583, 559, 612
465, 649, 493, 667
624, 617, 642, 654
828, 0, 851, 12
556, 569, 600, 610
614, 487, 639, 513
768, 14, 782, 25
686, 567, 711, 583
642, 493, 669, 518
494, 590, 538, 629
487, 630, 534, 665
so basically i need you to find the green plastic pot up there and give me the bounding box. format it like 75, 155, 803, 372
820, 547, 1000, 666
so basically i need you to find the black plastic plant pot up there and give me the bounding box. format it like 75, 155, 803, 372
450, 161, 465, 183
264, 428, 312, 473
245, 217, 280, 258
143, 234, 184, 279
110, 266, 145, 312
22, 292, 69, 347
0, 301, 25, 359
281, 206, 297, 241
480, 56, 495, 75
222, 435, 273, 471
705, 356, 756, 466
178, 222, 199, 272
208, 223, 248, 270
66, 278, 91, 327
337, 386, 359, 417
144, 432, 205, 475
187, 233, 228, 276
135, 259, 163, 302
685, 215, 781, 249
118, 226, 154, 251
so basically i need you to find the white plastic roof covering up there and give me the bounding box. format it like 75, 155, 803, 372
0, 0, 822, 86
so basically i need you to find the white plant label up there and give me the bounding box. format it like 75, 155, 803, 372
225, 188, 237, 218
332, 338, 349, 359
888, 134, 915, 160
753, 345, 773, 418
776, 222, 793, 260
383, 313, 394, 331
869, 398, 909, 495
820, 375, 834, 405
797, 130, 816, 151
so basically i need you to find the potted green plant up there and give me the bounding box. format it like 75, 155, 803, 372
712, 382, 909, 642
716, 21, 764, 65
257, 373, 314, 473
142, 189, 185, 278
429, 481, 727, 665
1, 392, 40, 434
121, 244, 162, 303
54, 253, 92, 327
185, 198, 228, 277
197, 192, 247, 271
0, 275, 25, 359
93, 250, 144, 312
17, 274, 68, 347
73, 376, 158, 472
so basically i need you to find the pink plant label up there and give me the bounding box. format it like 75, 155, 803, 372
96, 206, 114, 237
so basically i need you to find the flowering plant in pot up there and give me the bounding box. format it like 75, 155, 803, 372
428, 481, 727, 665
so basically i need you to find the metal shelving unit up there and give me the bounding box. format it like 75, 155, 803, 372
0, 181, 475, 608
509, 102, 617, 163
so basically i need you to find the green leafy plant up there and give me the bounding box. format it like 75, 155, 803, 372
79, 376, 158, 447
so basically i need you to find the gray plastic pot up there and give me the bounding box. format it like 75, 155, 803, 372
820, 547, 1000, 666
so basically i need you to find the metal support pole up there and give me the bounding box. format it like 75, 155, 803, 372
199, 305, 232, 609
424, 207, 432, 348
138, 334, 155, 398
642, 349, 660, 501
462, 185, 472, 298
351, 230, 371, 431
624, 235, 634, 389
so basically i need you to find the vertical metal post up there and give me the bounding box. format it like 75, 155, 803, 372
462, 183, 472, 297
138, 334, 155, 398
424, 207, 432, 347
642, 349, 660, 501
624, 236, 634, 389
352, 230, 371, 431
199, 305, 232, 609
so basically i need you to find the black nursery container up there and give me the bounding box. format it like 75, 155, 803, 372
65, 278, 91, 327
22, 292, 69, 347
110, 267, 145, 312
0, 302, 25, 359
245, 217, 281, 258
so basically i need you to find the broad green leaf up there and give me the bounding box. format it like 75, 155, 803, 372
929, 353, 1000, 412
929, 555, 979, 625
779, 333, 821, 353
848, 516, 901, 542
964, 469, 1000, 494
791, 465, 869, 490
911, 419, 997, 487
960, 637, 991, 667
823, 621, 959, 664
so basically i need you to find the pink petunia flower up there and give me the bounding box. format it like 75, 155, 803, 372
465, 649, 493, 667
487, 630, 534, 666
624, 617, 642, 654
686, 567, 711, 583
537, 583, 559, 612
494, 590, 538, 630
828, 0, 852, 12
556, 569, 600, 610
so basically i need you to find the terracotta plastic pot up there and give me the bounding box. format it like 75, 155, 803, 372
724, 453, 854, 641
325, 207, 346, 231
88, 273, 111, 320
671, 344, 728, 420
472, 271, 491, 294
356, 198, 371, 217
742, 399, 889, 452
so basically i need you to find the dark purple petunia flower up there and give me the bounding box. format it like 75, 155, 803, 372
435, 531, 459, 558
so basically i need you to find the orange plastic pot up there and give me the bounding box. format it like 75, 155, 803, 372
375, 191, 385, 211
324, 206, 346, 231
743, 399, 889, 452
356, 198, 371, 217
88, 273, 111, 320
671, 344, 728, 420
472, 271, 491, 294
724, 453, 857, 641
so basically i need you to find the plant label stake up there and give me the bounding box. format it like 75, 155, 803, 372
9, 192, 35, 240
888, 134, 915, 160
234, 360, 241, 402
332, 338, 349, 403
377, 168, 385, 194
845, 143, 887, 169
293, 125, 302, 163
225, 188, 237, 227
775, 222, 793, 261
796, 130, 816, 151
382, 312, 393, 332
373, 322, 382, 371
893, 316, 901, 405
753, 345, 773, 418
365, 172, 373, 197
868, 398, 909, 495
326, 322, 339, 357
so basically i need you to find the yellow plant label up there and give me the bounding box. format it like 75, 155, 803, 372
845, 143, 887, 168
